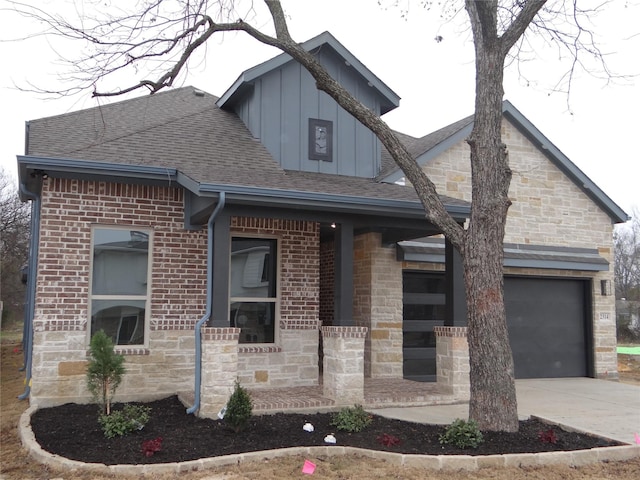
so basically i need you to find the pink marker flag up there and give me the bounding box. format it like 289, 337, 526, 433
302, 459, 316, 475
634, 432, 640, 445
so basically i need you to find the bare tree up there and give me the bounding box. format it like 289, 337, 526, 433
615, 208, 640, 301
1, 168, 30, 325
4, 0, 620, 431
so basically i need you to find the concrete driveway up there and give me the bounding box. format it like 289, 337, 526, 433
370, 378, 640, 444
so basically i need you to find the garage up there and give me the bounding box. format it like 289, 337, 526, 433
505, 277, 592, 379
401, 270, 593, 381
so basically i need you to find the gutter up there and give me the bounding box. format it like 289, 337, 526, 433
186, 191, 226, 415
18, 183, 41, 400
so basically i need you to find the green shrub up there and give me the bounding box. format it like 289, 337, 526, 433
99, 404, 151, 438
225, 381, 253, 433
330, 404, 372, 433
86, 330, 125, 415
439, 418, 484, 449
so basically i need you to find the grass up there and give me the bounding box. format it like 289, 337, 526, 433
617, 345, 640, 355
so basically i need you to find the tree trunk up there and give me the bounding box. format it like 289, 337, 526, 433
462, 27, 518, 431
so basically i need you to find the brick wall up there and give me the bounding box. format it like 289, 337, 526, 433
30, 180, 322, 407
31, 179, 208, 406
319, 240, 335, 325
231, 217, 321, 388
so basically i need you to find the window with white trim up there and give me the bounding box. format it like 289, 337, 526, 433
230, 237, 278, 344
90, 227, 151, 346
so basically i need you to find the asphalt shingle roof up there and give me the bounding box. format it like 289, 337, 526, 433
25, 86, 467, 209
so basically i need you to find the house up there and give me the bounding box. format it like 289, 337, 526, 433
17, 32, 627, 416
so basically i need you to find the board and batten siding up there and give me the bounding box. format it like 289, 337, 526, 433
233, 47, 382, 178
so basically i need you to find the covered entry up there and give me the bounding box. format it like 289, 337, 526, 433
505, 276, 592, 379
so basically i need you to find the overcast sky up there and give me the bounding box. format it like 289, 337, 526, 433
1, 1, 638, 219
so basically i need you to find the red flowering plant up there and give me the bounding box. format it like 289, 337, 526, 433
142, 437, 163, 457
376, 433, 402, 447
538, 429, 558, 444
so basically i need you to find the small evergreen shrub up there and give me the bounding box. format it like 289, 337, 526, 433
86, 330, 125, 415
330, 404, 372, 433
99, 404, 151, 438
225, 381, 253, 433
439, 418, 484, 449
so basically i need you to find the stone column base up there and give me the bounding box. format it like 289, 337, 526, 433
199, 327, 240, 419
434, 326, 470, 401
321, 326, 368, 405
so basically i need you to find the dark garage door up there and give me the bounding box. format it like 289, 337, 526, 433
505, 277, 590, 379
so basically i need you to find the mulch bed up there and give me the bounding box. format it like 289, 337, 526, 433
30, 396, 619, 465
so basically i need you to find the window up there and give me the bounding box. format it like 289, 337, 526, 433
308, 118, 333, 162
230, 237, 278, 343
90, 227, 151, 346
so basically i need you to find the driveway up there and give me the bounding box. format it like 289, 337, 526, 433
370, 378, 640, 444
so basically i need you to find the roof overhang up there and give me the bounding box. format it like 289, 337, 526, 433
398, 238, 610, 272
17, 155, 178, 200
17, 155, 470, 241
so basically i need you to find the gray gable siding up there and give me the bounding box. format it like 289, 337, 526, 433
231, 46, 382, 178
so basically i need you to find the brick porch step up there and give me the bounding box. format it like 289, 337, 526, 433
179, 378, 460, 415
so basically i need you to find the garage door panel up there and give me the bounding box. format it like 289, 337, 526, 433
505, 277, 588, 379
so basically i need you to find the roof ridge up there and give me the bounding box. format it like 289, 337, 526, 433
27, 86, 214, 123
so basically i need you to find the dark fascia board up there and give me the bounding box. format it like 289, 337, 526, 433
501, 100, 629, 224
381, 122, 474, 184
19, 155, 470, 220
17, 155, 178, 199
196, 181, 470, 220
216, 31, 400, 114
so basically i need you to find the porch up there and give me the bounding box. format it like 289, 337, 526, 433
180, 377, 459, 415
250, 377, 461, 414
184, 325, 470, 417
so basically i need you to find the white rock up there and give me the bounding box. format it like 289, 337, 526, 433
303, 422, 314, 432
324, 434, 337, 444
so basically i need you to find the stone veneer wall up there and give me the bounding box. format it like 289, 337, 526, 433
416, 120, 618, 378
232, 217, 321, 388
31, 179, 207, 407
353, 232, 403, 378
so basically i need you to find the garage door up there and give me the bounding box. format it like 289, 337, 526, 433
505, 277, 590, 379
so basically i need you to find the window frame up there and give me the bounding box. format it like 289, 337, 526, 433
88, 225, 152, 348
308, 118, 333, 162
229, 235, 281, 345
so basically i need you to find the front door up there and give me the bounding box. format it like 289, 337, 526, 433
402, 271, 446, 382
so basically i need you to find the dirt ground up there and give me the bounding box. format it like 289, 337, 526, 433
2, 337, 639, 479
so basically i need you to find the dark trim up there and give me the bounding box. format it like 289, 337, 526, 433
211, 213, 231, 327
584, 279, 595, 378
445, 240, 467, 327
216, 31, 400, 114
308, 119, 333, 162
397, 239, 610, 272
334, 221, 354, 326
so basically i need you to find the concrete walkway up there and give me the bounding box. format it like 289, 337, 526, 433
370, 378, 640, 444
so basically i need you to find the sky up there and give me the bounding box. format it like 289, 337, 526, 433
1, 0, 638, 221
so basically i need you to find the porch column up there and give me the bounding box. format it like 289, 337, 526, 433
199, 326, 240, 419
321, 326, 367, 405
211, 213, 230, 327
334, 221, 354, 326
445, 240, 467, 326
434, 326, 470, 401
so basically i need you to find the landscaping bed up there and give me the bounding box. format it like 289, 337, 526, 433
30, 395, 619, 465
